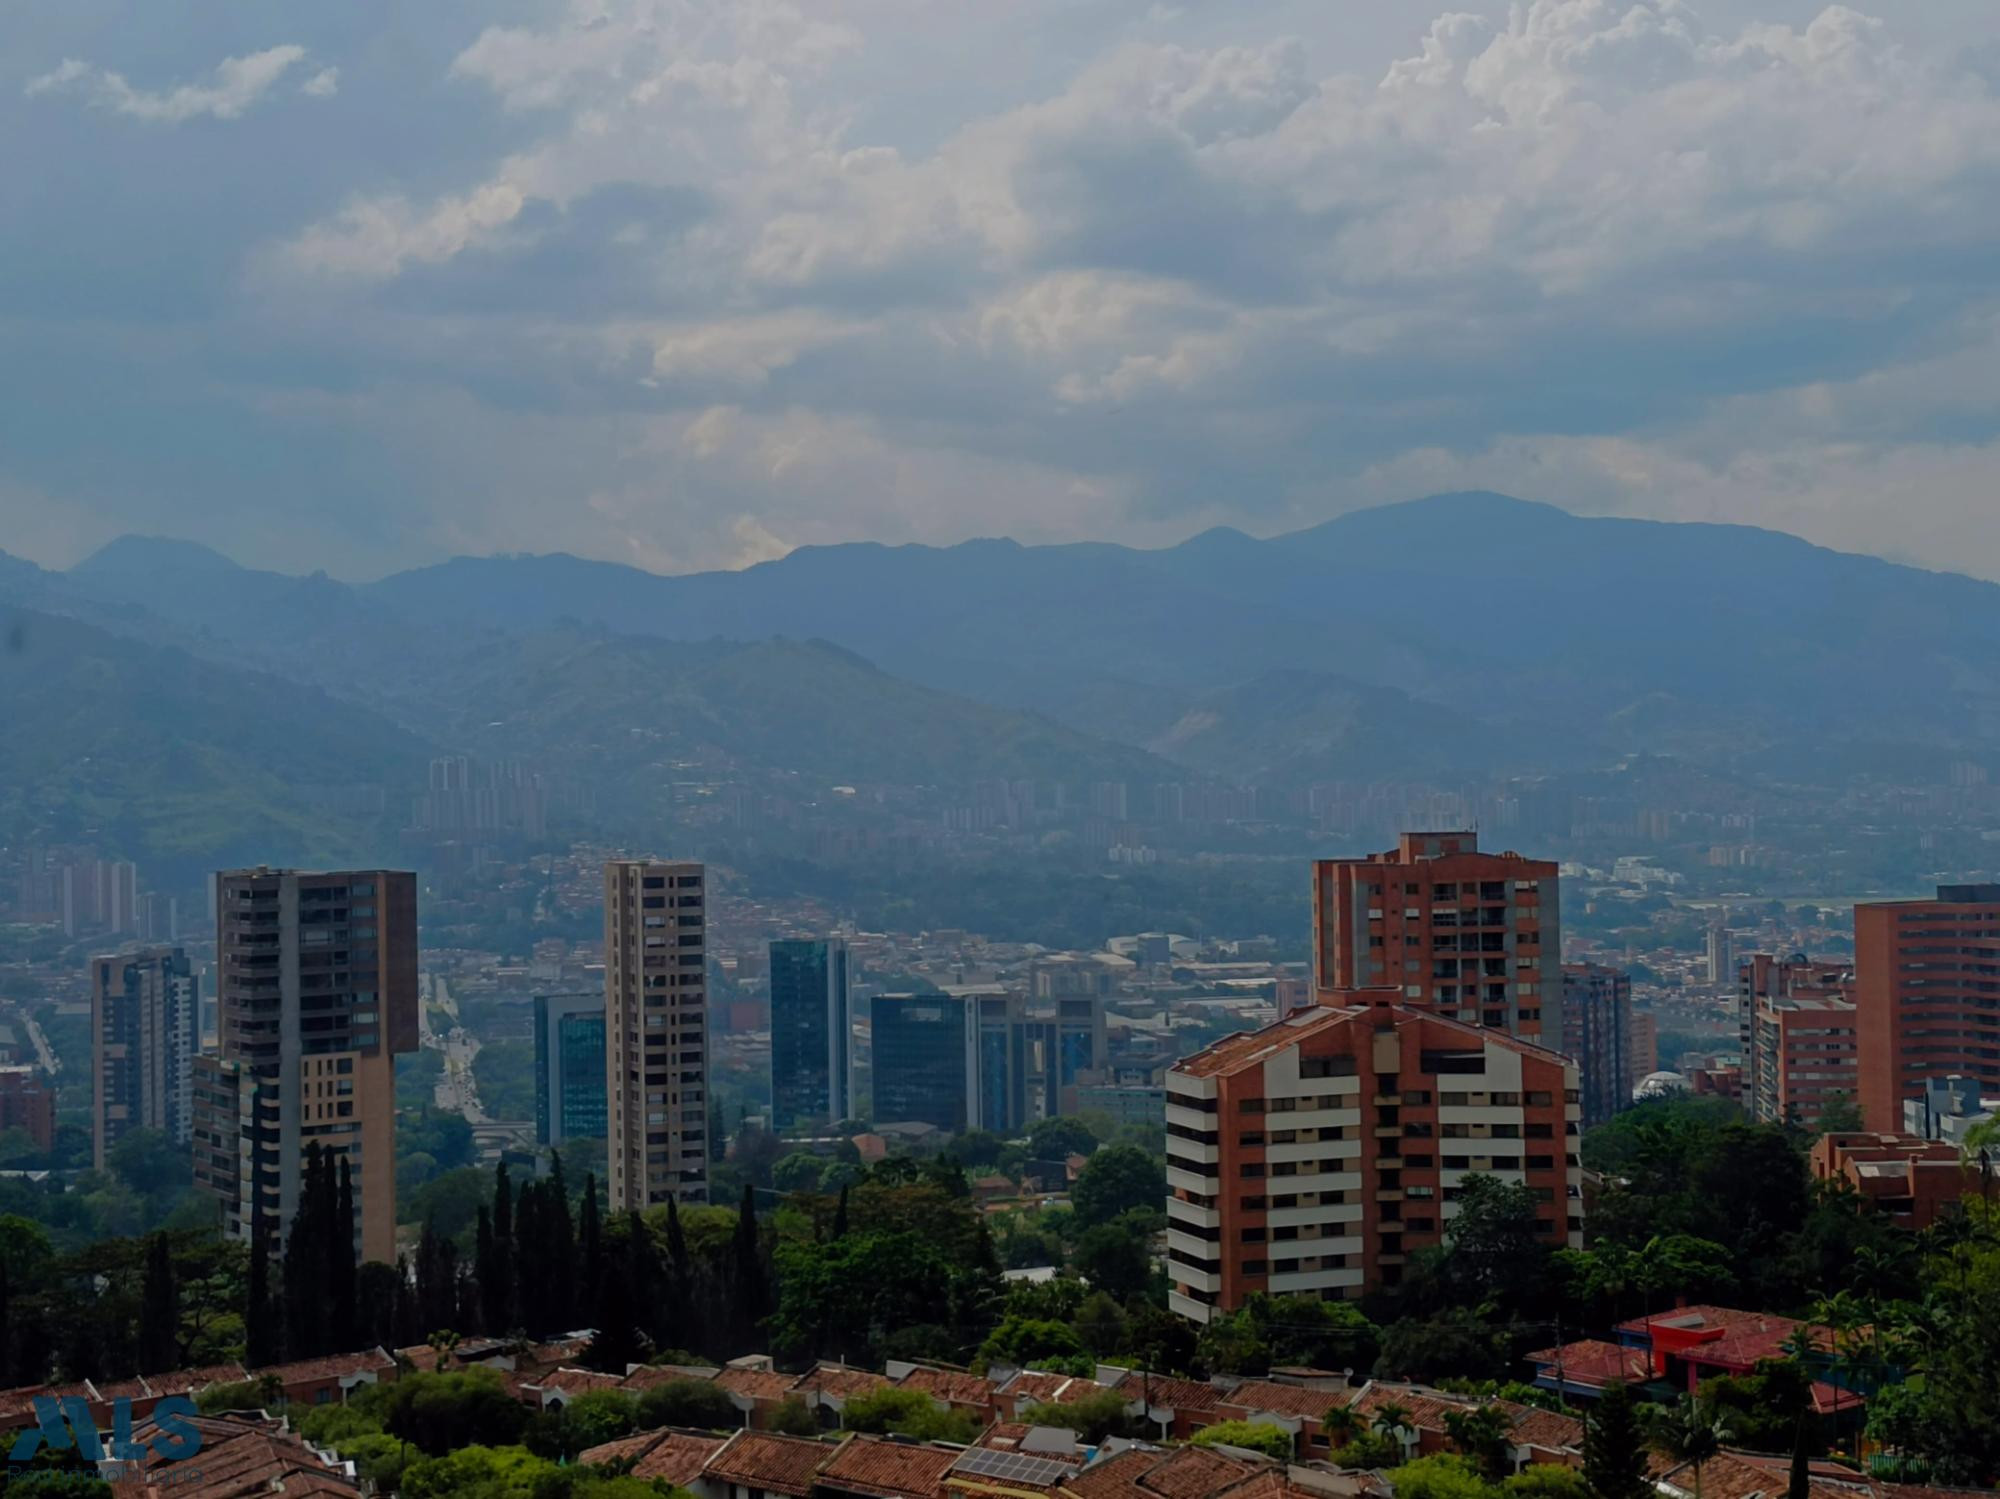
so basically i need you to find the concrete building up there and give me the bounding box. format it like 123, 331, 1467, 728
533, 991, 607, 1147
90, 946, 199, 1168
192, 869, 418, 1263
769, 939, 852, 1131
1313, 832, 1561, 1044
1855, 885, 2000, 1132
1560, 963, 1632, 1129
604, 859, 709, 1211
1736, 954, 1852, 1081
1902, 1074, 1996, 1145
1165, 989, 1583, 1322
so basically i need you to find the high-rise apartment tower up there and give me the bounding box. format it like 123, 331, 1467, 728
1855, 885, 2000, 1132
191, 869, 417, 1263
1313, 832, 1560, 1044
91, 946, 199, 1168
604, 859, 709, 1211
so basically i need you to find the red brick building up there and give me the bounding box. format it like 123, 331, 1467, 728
1854, 885, 2000, 1131
1810, 1131, 1981, 1230
1313, 833, 1559, 1044
1165, 991, 1582, 1322
0, 1067, 56, 1151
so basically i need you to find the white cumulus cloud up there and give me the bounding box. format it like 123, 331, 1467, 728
27, 45, 309, 124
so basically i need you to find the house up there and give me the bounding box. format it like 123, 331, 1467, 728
701, 1429, 831, 1499
579, 1428, 729, 1487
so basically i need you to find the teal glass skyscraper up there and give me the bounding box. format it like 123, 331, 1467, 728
769, 939, 850, 1129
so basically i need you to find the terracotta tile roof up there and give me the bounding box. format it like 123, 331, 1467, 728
149, 1364, 251, 1396
899, 1367, 1000, 1408
620, 1364, 719, 1391
797, 1365, 896, 1401
1524, 1340, 1652, 1387
1217, 1382, 1342, 1421
1174, 1007, 1356, 1080
396, 1345, 448, 1373
972, 1424, 1085, 1464
251, 1349, 395, 1386
1348, 1385, 1465, 1434
716, 1364, 798, 1401
0, 1381, 99, 1422
705, 1430, 831, 1498
532, 1367, 626, 1396
582, 1428, 728, 1485
819, 1435, 964, 1499
1058, 1449, 1161, 1499
1130, 1376, 1224, 1414
1501, 1404, 1585, 1454
1655, 1452, 1873, 1499
1136, 1447, 1268, 1499
1615, 1305, 1771, 1337
111, 1413, 358, 1499
1004, 1372, 1111, 1408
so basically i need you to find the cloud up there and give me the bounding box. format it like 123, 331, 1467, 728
15, 2, 2000, 580
300, 68, 340, 99
27, 45, 310, 124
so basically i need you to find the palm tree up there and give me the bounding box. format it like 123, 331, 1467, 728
1650, 1396, 1732, 1499
1372, 1401, 1416, 1452
1443, 1404, 1514, 1480
1322, 1402, 1364, 1449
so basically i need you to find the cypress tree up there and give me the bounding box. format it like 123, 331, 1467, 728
490, 1162, 516, 1332
730, 1183, 767, 1355
473, 1206, 496, 1336
246, 1211, 277, 1368
1583, 1382, 1655, 1499
415, 1220, 459, 1336
138, 1232, 179, 1373
832, 1182, 849, 1240
333, 1156, 358, 1335
0, 1248, 10, 1386
579, 1174, 604, 1318
284, 1145, 332, 1357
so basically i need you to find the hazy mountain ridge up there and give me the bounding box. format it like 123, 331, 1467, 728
17, 493, 2000, 815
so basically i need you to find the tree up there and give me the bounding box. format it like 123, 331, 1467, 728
978, 1315, 1086, 1368
1390, 1455, 1497, 1499
1198, 1293, 1379, 1378
377, 1369, 530, 1455
1191, 1422, 1295, 1460
1583, 1383, 1654, 1499
1375, 1307, 1511, 1384
485, 1163, 516, 1334
1329, 1433, 1407, 1470
1322, 1403, 1365, 1450
1071, 1146, 1164, 1228
769, 1395, 819, 1436
1813, 1095, 1865, 1137
1074, 1292, 1128, 1358
136, 1232, 177, 1373
637, 1377, 738, 1431
841, 1387, 977, 1443
1072, 1223, 1152, 1303
1027, 1117, 1099, 1162
1443, 1405, 1515, 1482
729, 1183, 769, 1356
1019, 1389, 1135, 1445
1505, 1467, 1587, 1499
1649, 1397, 1732, 1499
772, 1153, 828, 1195
1374, 1402, 1417, 1448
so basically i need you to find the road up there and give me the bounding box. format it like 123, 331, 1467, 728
22, 1012, 58, 1074
419, 972, 487, 1122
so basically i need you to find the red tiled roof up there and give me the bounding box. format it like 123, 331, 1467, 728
1348, 1385, 1464, 1434
1005, 1372, 1111, 1408
1524, 1340, 1652, 1387
620, 1365, 719, 1392
716, 1365, 797, 1402
1136, 1447, 1269, 1499
112, 1413, 359, 1499
532, 1367, 625, 1395
818, 1435, 963, 1499
1131, 1376, 1224, 1414
252, 1349, 394, 1386
582, 1428, 727, 1485
1501, 1404, 1585, 1455
1218, 1382, 1342, 1421
797, 1365, 896, 1401
149, 1364, 250, 1396
706, 1430, 830, 1498
1059, 1450, 1162, 1499
899, 1367, 999, 1408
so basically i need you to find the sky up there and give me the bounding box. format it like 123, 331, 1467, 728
7, 0, 2000, 581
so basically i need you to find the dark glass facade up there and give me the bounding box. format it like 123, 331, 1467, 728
770, 939, 850, 1129
534, 992, 608, 1145
871, 993, 971, 1131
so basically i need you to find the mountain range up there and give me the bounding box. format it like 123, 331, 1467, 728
8, 492, 1999, 868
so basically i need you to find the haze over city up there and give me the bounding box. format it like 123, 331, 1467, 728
7, 4, 2000, 1498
